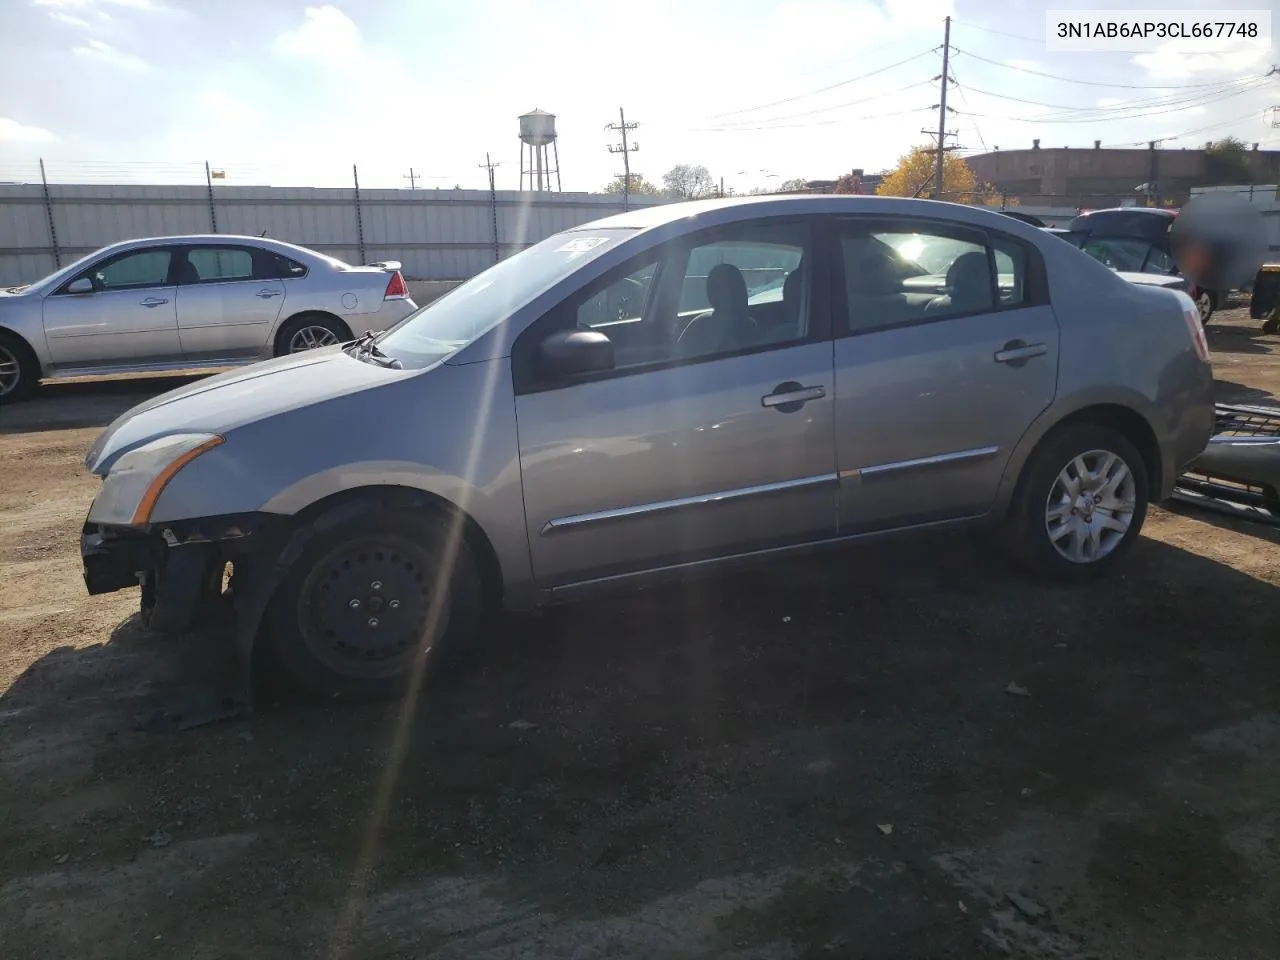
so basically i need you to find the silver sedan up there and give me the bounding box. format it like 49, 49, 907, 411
0, 235, 418, 400
81, 195, 1216, 702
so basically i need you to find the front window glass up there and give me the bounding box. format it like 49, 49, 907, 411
377, 229, 634, 367
90, 250, 172, 291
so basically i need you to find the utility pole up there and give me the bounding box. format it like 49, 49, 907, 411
606, 107, 640, 211
479, 153, 502, 263
403, 167, 419, 189
932, 16, 953, 200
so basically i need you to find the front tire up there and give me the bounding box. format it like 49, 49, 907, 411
1001, 423, 1150, 582
265, 508, 483, 701
0, 330, 40, 402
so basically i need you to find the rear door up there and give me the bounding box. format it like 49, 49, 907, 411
41, 246, 182, 370
830, 216, 1060, 532
174, 244, 285, 362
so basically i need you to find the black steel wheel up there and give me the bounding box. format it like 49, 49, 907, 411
266, 508, 482, 700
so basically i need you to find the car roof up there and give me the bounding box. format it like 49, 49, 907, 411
94, 233, 331, 260
569, 194, 1052, 238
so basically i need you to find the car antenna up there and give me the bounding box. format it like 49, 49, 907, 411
259, 229, 267, 237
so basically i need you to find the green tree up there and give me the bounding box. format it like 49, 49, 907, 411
662, 163, 715, 200
602, 174, 662, 196
1204, 136, 1251, 185
776, 177, 809, 193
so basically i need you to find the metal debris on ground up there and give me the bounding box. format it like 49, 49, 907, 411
877, 823, 894, 836
144, 829, 172, 849
1006, 892, 1047, 919
1174, 403, 1280, 526
1005, 682, 1032, 698
508, 719, 538, 731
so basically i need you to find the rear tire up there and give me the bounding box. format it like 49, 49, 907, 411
273, 313, 352, 357
1195, 289, 1216, 326
264, 508, 483, 701
0, 330, 40, 402
1000, 423, 1150, 582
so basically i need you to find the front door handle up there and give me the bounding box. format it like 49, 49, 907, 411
994, 340, 1047, 365
762, 382, 826, 411
256, 289, 281, 299
139, 297, 169, 308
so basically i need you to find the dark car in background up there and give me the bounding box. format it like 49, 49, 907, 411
1059, 208, 1220, 324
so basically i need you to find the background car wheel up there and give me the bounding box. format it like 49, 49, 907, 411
1001, 423, 1150, 582
274, 313, 352, 357
0, 330, 40, 403
1195, 290, 1216, 326
265, 508, 483, 701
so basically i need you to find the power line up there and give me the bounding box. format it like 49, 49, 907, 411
949, 19, 1043, 45
692, 106, 933, 133
1101, 108, 1273, 147
953, 76, 1266, 116
954, 81, 1269, 124
701, 79, 933, 129
949, 71, 987, 151
707, 48, 938, 119
953, 47, 1271, 90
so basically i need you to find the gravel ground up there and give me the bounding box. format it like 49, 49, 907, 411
1, 307, 1278, 960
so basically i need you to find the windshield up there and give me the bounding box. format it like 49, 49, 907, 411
376, 228, 636, 367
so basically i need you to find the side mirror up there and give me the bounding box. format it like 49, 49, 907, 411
538, 329, 614, 380
66, 277, 94, 295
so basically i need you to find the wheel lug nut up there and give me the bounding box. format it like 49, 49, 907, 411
368, 617, 379, 628
348, 598, 360, 608
389, 599, 400, 609
371, 580, 382, 590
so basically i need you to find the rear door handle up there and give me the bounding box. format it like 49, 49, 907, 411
139, 297, 169, 308
994, 341, 1047, 365
762, 383, 826, 410
256, 289, 281, 299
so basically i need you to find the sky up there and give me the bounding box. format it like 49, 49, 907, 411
0, 0, 1277, 193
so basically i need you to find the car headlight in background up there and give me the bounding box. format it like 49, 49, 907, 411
105, 433, 224, 524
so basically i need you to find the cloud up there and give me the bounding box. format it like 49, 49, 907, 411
48, 10, 90, 26
1132, 38, 1270, 79
72, 38, 149, 70
274, 6, 363, 62
0, 118, 58, 143
35, 0, 163, 8
192, 90, 263, 128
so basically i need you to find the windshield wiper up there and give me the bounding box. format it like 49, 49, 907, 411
348, 330, 402, 369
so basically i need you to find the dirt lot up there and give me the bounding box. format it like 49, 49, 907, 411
2, 309, 1279, 960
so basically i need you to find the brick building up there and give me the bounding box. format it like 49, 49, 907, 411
965, 141, 1280, 207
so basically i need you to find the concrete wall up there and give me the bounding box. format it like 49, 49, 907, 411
967, 147, 1280, 208
0, 183, 668, 286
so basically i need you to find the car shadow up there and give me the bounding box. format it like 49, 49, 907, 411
1207, 323, 1274, 356
0, 374, 211, 435
1215, 377, 1277, 407
1161, 500, 1280, 544
2, 532, 1279, 953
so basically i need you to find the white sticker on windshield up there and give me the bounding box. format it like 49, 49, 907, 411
556, 237, 609, 255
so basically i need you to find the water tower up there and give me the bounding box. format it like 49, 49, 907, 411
519, 108, 561, 192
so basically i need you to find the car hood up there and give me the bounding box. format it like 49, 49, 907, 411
86, 346, 415, 474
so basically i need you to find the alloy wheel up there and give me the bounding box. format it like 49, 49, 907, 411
0, 344, 21, 397
1044, 449, 1137, 564
289, 325, 341, 353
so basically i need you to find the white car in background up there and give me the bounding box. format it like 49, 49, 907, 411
0, 235, 418, 401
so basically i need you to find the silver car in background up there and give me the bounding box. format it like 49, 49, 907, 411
79, 195, 1216, 703
0, 235, 417, 400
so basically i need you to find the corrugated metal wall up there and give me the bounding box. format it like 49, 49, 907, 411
0, 183, 668, 285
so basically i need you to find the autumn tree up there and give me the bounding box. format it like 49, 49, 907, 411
875, 147, 999, 204
776, 177, 809, 193
602, 174, 662, 196
662, 163, 716, 201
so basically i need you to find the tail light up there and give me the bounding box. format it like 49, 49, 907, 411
383, 270, 408, 300
1173, 290, 1210, 364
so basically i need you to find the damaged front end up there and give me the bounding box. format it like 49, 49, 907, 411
1173, 403, 1280, 525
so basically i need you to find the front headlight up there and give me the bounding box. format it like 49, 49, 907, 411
107, 433, 224, 525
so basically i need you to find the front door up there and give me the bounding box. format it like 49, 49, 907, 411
830, 217, 1060, 532
175, 245, 286, 362
514, 217, 838, 587
41, 246, 182, 370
